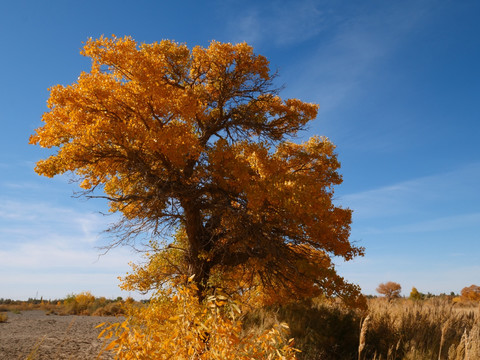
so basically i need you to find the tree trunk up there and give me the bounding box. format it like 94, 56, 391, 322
181, 198, 211, 300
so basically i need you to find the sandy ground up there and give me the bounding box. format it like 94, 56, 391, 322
0, 310, 122, 360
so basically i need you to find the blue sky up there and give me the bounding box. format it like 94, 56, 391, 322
1, 0, 479, 300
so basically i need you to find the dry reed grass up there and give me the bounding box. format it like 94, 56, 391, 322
356, 298, 479, 360
243, 297, 479, 360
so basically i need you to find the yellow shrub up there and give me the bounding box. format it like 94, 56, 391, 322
98, 281, 298, 359
0, 312, 7, 323
75, 292, 95, 305
64, 291, 97, 315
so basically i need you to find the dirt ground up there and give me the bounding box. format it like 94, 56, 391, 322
0, 310, 122, 360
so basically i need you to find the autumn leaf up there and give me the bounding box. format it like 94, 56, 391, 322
31, 35, 364, 313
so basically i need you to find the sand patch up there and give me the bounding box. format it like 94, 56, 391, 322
0, 310, 121, 360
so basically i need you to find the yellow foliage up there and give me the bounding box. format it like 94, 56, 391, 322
31, 36, 364, 311
99, 281, 298, 359
74, 291, 96, 307
460, 285, 480, 302
376, 282, 402, 301
0, 312, 7, 323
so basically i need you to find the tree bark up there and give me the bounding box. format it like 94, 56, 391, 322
180, 198, 212, 299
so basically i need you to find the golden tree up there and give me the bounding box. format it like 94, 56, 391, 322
460, 285, 480, 302
30, 36, 364, 306
376, 282, 402, 301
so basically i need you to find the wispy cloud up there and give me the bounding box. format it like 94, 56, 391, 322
224, 0, 439, 153
335, 161, 480, 294
341, 162, 480, 222
226, 0, 327, 47
366, 213, 480, 236
284, 1, 434, 111
0, 236, 132, 269
0, 197, 142, 299
0, 199, 107, 242
0, 270, 135, 300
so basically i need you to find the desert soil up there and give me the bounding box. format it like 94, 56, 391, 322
0, 310, 122, 360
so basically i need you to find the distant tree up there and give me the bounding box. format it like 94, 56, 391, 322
460, 285, 480, 302
376, 282, 402, 301
409, 287, 423, 301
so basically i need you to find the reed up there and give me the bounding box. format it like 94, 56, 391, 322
243, 297, 479, 360
359, 298, 479, 360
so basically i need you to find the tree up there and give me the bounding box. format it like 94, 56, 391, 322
30, 36, 364, 306
376, 282, 402, 301
460, 285, 480, 302
409, 287, 423, 301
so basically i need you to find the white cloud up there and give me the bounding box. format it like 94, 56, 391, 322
0, 238, 134, 270
334, 162, 480, 295
0, 270, 137, 300
0, 197, 145, 299
220, 1, 440, 154
228, 0, 326, 46
340, 162, 480, 221
375, 212, 480, 235
0, 199, 108, 242
0, 238, 140, 300
262, 0, 437, 141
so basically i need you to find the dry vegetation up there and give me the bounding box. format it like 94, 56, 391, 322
360, 298, 480, 360
1, 293, 479, 359
242, 297, 479, 360
0, 292, 132, 316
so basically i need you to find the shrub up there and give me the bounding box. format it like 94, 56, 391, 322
92, 302, 124, 316
63, 291, 105, 315
0, 312, 7, 323
98, 280, 298, 359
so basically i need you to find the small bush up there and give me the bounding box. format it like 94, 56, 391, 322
0, 312, 8, 323
92, 302, 124, 316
